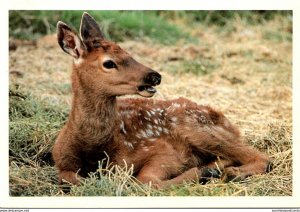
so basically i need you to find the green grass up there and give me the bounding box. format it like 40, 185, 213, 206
9, 11, 291, 44
9, 10, 193, 44
263, 30, 292, 42
167, 58, 218, 76
9, 85, 68, 167
10, 163, 60, 196
9, 85, 65, 196
158, 11, 291, 26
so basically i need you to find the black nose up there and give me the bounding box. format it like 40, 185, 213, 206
144, 71, 161, 86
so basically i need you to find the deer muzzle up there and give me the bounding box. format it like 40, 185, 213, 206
137, 70, 161, 97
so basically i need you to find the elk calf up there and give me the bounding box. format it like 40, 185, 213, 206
52, 12, 272, 188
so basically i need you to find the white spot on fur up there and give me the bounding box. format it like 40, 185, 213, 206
120, 121, 127, 134
148, 138, 157, 142
185, 110, 191, 115
172, 103, 181, 108
124, 141, 134, 149
154, 119, 158, 124
128, 142, 134, 149
147, 124, 153, 130
146, 111, 151, 116
143, 147, 149, 152
199, 114, 208, 124
163, 128, 169, 134
171, 117, 178, 122
154, 130, 160, 136
139, 130, 147, 138
170, 122, 177, 127
145, 129, 154, 137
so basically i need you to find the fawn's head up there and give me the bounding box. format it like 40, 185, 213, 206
57, 12, 161, 98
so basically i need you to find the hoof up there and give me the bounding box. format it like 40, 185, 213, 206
199, 167, 221, 184
266, 161, 274, 173
60, 183, 72, 193
201, 167, 221, 178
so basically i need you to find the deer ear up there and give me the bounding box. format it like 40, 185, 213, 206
57, 21, 86, 58
80, 12, 105, 51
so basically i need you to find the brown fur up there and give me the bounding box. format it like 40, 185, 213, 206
52, 13, 271, 188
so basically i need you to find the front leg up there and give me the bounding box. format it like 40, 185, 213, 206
55, 152, 83, 185
53, 152, 83, 193
52, 138, 83, 185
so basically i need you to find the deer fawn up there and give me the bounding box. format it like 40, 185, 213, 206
52, 12, 272, 189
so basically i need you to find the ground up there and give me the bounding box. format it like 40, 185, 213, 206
9, 14, 292, 196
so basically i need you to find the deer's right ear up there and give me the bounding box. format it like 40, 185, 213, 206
57, 21, 86, 58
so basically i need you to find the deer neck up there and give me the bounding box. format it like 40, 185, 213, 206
69, 69, 117, 145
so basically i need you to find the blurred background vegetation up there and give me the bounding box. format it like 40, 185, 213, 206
9, 10, 292, 44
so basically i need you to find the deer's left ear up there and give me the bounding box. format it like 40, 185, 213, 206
80, 12, 105, 51
57, 21, 86, 58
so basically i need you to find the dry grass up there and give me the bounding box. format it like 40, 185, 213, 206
9, 14, 292, 196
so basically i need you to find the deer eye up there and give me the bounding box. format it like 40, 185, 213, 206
103, 60, 117, 69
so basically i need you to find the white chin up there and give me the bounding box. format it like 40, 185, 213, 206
137, 90, 155, 98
